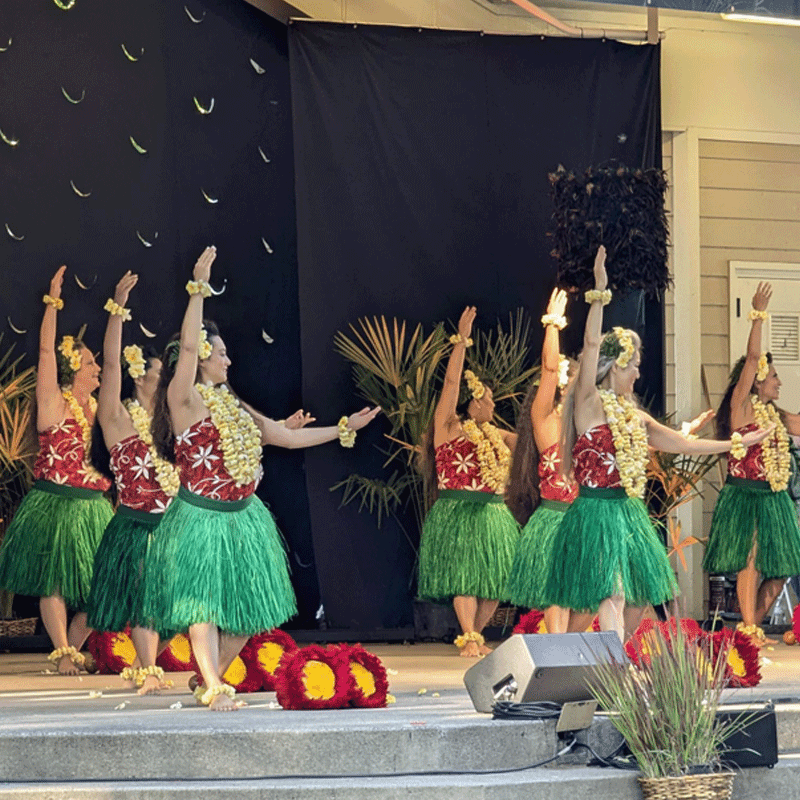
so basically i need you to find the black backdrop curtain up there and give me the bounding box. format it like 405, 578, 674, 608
290, 22, 664, 630
0, 0, 323, 627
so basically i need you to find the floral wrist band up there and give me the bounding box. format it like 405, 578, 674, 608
338, 416, 356, 448
104, 298, 132, 321
584, 288, 612, 306
541, 313, 567, 330
730, 431, 747, 460
200, 684, 236, 705
186, 279, 212, 298
449, 333, 473, 347
43, 294, 64, 310
747, 309, 769, 322
454, 631, 485, 648
48, 646, 85, 666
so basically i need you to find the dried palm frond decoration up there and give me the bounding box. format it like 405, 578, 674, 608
548, 163, 670, 296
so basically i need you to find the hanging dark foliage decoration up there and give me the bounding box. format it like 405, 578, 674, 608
548, 163, 670, 297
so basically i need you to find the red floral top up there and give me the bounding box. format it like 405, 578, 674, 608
539, 442, 578, 502
435, 436, 495, 493
33, 418, 111, 491
174, 417, 261, 501
727, 423, 766, 481
572, 424, 622, 489
110, 435, 173, 513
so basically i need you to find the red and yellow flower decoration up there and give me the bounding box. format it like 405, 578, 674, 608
513, 609, 547, 634
156, 633, 200, 673
274, 644, 354, 710
331, 644, 389, 708
239, 628, 299, 691
711, 628, 761, 688
86, 629, 137, 674
625, 618, 705, 668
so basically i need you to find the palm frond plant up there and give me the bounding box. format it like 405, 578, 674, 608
589, 623, 756, 797
0, 337, 37, 619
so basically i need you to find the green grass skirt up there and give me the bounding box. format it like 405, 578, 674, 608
0, 483, 113, 610
505, 500, 569, 609
541, 488, 677, 613
417, 489, 520, 603
141, 490, 297, 636
87, 507, 171, 636
703, 478, 800, 578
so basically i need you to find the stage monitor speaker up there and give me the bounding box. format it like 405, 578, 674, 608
463, 632, 626, 714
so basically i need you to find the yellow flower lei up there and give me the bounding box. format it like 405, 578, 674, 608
756, 353, 769, 382
123, 344, 146, 379
48, 645, 85, 666
599, 390, 649, 499
104, 298, 132, 321
200, 683, 236, 705
338, 416, 356, 448
59, 336, 83, 372
43, 294, 64, 310
449, 333, 473, 347
461, 418, 511, 493
186, 279, 212, 298
62, 389, 96, 449
195, 383, 262, 486
464, 370, 485, 400
124, 400, 180, 497
750, 396, 791, 492
454, 631, 485, 648
198, 328, 212, 360
611, 327, 635, 368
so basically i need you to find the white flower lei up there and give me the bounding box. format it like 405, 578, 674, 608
62, 390, 104, 482
123, 400, 180, 497
195, 383, 262, 486
599, 390, 649, 499
750, 396, 790, 492
462, 418, 511, 493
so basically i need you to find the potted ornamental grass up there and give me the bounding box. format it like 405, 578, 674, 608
588, 623, 756, 800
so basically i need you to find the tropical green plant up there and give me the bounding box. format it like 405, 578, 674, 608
0, 337, 37, 618
588, 623, 754, 780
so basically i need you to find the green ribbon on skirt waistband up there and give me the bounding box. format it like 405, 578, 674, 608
725, 475, 771, 491
437, 488, 504, 504
177, 485, 254, 512
115, 503, 164, 527
32, 479, 106, 501
578, 485, 628, 499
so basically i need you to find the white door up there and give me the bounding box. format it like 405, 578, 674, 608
729, 261, 800, 413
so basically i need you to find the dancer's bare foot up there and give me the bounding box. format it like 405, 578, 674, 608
57, 654, 80, 676
137, 675, 165, 696
459, 641, 481, 658
208, 694, 246, 711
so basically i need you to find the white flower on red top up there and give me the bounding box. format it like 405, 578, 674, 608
175, 427, 199, 447
600, 452, 617, 474
541, 450, 558, 473
452, 451, 475, 474
51, 472, 68, 485
130, 453, 153, 481
152, 497, 170, 513
44, 445, 63, 467
191, 444, 219, 471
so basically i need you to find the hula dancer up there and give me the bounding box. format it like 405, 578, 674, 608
417, 306, 519, 658
87, 271, 179, 694
704, 282, 800, 645
146, 247, 379, 710
542, 248, 772, 643
0, 266, 112, 675
506, 288, 577, 633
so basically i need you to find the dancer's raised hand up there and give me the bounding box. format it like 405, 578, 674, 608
114, 271, 138, 307
347, 406, 381, 431
284, 409, 315, 429
458, 306, 477, 341
752, 282, 772, 312
593, 246, 607, 290
49, 265, 67, 300
546, 288, 568, 319
193, 245, 217, 283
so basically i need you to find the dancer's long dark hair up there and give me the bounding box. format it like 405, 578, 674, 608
90, 346, 161, 480
506, 379, 544, 527
152, 320, 220, 463
716, 352, 773, 440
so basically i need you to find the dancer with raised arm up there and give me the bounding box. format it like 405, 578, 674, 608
506, 288, 577, 633
704, 282, 800, 645
87, 271, 180, 694
542, 248, 773, 643
417, 306, 519, 657
146, 247, 379, 710
0, 266, 112, 675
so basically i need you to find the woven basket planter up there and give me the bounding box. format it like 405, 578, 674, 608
0, 617, 37, 638
638, 772, 734, 800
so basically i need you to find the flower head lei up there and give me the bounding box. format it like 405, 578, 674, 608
195, 383, 262, 486
463, 370, 485, 401
462, 418, 511, 493
600, 327, 636, 368
558, 356, 570, 388
124, 400, 180, 497
123, 345, 146, 379
750, 395, 791, 492
599, 389, 649, 499
198, 328, 213, 361
756, 353, 770, 383
57, 335, 83, 378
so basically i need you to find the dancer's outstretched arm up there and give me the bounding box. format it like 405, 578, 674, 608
37, 266, 68, 430
532, 288, 567, 450
434, 306, 475, 447
642, 412, 774, 454
97, 271, 138, 431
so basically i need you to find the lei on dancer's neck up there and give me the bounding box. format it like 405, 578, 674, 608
62, 390, 96, 448
124, 400, 180, 497
461, 418, 511, 493
599, 390, 649, 499
750, 396, 790, 492
195, 383, 262, 486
